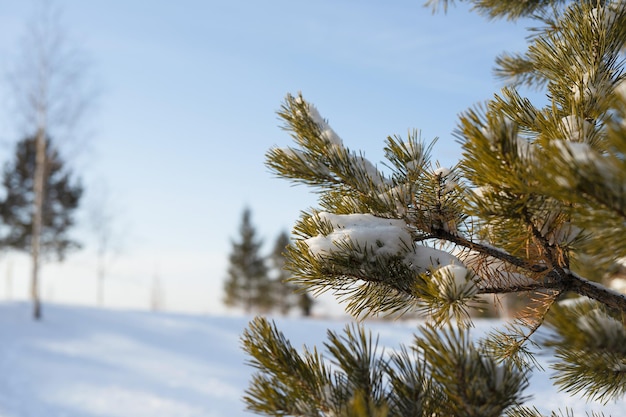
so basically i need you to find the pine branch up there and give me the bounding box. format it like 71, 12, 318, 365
565, 271, 626, 314
478, 282, 561, 295
495, 52, 547, 89
424, 0, 569, 20
434, 228, 548, 273
483, 290, 560, 371
249, 0, 626, 413
434, 228, 626, 313
545, 301, 626, 404
417, 324, 529, 417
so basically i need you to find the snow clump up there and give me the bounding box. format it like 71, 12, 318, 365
560, 115, 593, 142
481, 119, 534, 160
570, 70, 611, 104
433, 264, 478, 297
305, 213, 413, 258
304, 103, 343, 146
553, 140, 616, 186
615, 79, 626, 100
432, 166, 457, 193
589, 6, 617, 29
577, 308, 626, 344
305, 212, 462, 271
377, 184, 412, 215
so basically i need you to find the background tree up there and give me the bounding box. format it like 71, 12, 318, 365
87, 181, 124, 307
297, 281, 314, 317
268, 231, 314, 316
223, 207, 273, 313
6, 0, 95, 319
0, 135, 82, 260
243, 0, 626, 415
150, 269, 165, 312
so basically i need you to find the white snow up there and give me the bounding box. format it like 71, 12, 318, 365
616, 78, 626, 100
571, 71, 600, 103
433, 264, 478, 296
610, 277, 626, 293
304, 212, 462, 271
560, 115, 593, 142
376, 184, 412, 215
577, 308, 626, 342
554, 138, 619, 186
481, 118, 531, 159
0, 301, 624, 416
305, 212, 413, 258
299, 98, 388, 188
304, 103, 343, 146
556, 140, 597, 164
405, 244, 463, 272
432, 166, 457, 193
432, 166, 451, 177
354, 153, 388, 187
589, 6, 617, 29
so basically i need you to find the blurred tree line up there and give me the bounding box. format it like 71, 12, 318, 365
223, 207, 314, 316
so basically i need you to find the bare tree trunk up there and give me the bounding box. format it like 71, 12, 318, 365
90, 182, 123, 308
97, 249, 105, 306
150, 272, 165, 312
5, 260, 13, 300
31, 127, 46, 320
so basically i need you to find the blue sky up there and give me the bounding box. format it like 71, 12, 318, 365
0, 0, 532, 313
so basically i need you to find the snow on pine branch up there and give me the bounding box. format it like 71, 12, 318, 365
552, 139, 623, 191
305, 212, 462, 272
296, 97, 343, 147
433, 264, 478, 297
280, 95, 390, 188
305, 213, 412, 258
432, 166, 458, 194
297, 97, 390, 188
559, 116, 594, 143
481, 118, 533, 160
570, 71, 613, 105
278, 147, 332, 177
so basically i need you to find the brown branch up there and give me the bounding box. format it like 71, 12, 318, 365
565, 270, 626, 314
434, 229, 548, 273
432, 229, 626, 314
477, 281, 563, 295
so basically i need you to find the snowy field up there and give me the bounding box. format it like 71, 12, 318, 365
0, 301, 623, 417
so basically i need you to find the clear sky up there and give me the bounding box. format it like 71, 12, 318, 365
0, 0, 532, 314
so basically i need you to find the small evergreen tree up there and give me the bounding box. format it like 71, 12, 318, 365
269, 231, 315, 316
0, 134, 82, 320
243, 1, 626, 415
224, 207, 273, 313
297, 284, 315, 317
268, 231, 297, 315
0, 135, 83, 261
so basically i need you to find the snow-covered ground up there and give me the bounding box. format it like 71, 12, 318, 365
0, 301, 623, 416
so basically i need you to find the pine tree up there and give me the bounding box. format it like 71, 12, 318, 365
224, 207, 273, 313
0, 135, 83, 261
269, 231, 315, 316
268, 231, 297, 315
242, 1, 626, 415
